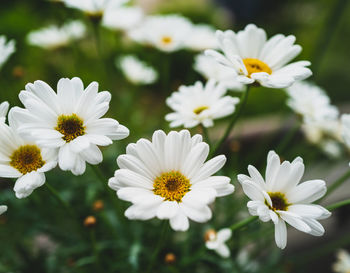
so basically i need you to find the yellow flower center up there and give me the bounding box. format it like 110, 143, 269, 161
161, 36, 173, 45
193, 106, 209, 115
266, 192, 289, 211
10, 145, 45, 174
55, 113, 85, 142
153, 171, 191, 202
243, 58, 272, 77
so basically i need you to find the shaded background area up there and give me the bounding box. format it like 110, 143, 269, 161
0, 0, 350, 272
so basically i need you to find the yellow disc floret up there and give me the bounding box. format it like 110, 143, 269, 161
243, 58, 272, 77
153, 171, 191, 202
193, 106, 209, 115
10, 145, 45, 174
266, 192, 290, 211
161, 36, 173, 45
55, 113, 85, 142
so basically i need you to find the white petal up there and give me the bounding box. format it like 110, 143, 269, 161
0, 164, 22, 178
156, 201, 179, 219
14, 171, 45, 199
274, 218, 287, 249
0, 205, 7, 215
287, 179, 327, 203
169, 211, 189, 231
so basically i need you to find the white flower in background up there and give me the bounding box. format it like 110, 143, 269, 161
11, 77, 129, 175
0, 101, 9, 123
206, 24, 312, 88
236, 247, 260, 272
103, 6, 144, 31
185, 24, 218, 51
128, 14, 193, 52
27, 21, 86, 50
117, 55, 158, 85
0, 113, 57, 198
205, 228, 232, 258
286, 82, 338, 122
0, 35, 15, 69
237, 150, 331, 249
63, 0, 127, 17
340, 114, 350, 160
165, 80, 239, 128
0, 205, 7, 215
194, 54, 244, 91
108, 130, 234, 231
333, 249, 350, 273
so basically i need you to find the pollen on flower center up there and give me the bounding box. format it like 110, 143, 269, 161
153, 171, 191, 202
243, 58, 272, 77
193, 106, 209, 115
161, 36, 173, 45
55, 113, 86, 142
10, 145, 45, 174
266, 192, 289, 211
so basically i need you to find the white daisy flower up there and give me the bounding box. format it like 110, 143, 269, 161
0, 101, 9, 123
102, 6, 144, 31
0, 113, 57, 198
0, 205, 7, 215
165, 80, 239, 128
11, 77, 129, 176
185, 24, 218, 51
128, 14, 193, 52
205, 228, 232, 258
237, 150, 331, 249
333, 249, 350, 273
108, 130, 234, 231
117, 55, 158, 85
63, 0, 127, 17
205, 24, 312, 88
27, 21, 86, 50
286, 82, 338, 123
194, 54, 244, 91
0, 35, 15, 69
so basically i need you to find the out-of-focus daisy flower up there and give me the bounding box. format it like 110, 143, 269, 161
117, 55, 158, 85
194, 54, 244, 91
0, 36, 15, 69
287, 82, 342, 157
11, 77, 129, 175
0, 205, 7, 215
0, 113, 57, 198
236, 247, 260, 272
0, 101, 9, 123
206, 24, 312, 88
185, 24, 218, 51
103, 6, 144, 31
205, 228, 232, 258
27, 21, 86, 50
63, 0, 127, 18
237, 150, 331, 249
333, 249, 350, 273
108, 130, 234, 231
128, 14, 193, 52
165, 80, 239, 128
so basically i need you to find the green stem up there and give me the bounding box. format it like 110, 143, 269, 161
319, 169, 350, 202
210, 85, 251, 157
327, 198, 350, 211
201, 124, 211, 146
45, 183, 74, 217
230, 216, 258, 232
146, 221, 169, 273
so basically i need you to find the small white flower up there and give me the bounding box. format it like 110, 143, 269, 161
286, 82, 338, 122
103, 6, 144, 31
108, 130, 234, 231
27, 21, 86, 50
117, 55, 158, 85
205, 228, 232, 258
63, 0, 127, 17
185, 24, 218, 51
0, 114, 57, 198
333, 249, 350, 273
128, 14, 193, 52
165, 80, 239, 128
206, 24, 312, 88
0, 101, 9, 123
0, 205, 7, 215
194, 54, 244, 91
237, 150, 331, 249
0, 35, 15, 69
11, 77, 129, 175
